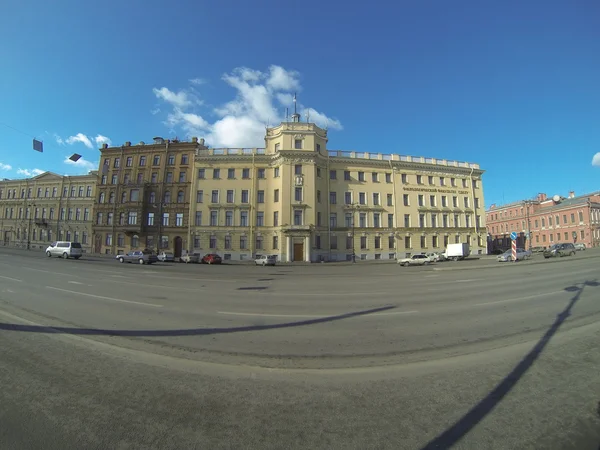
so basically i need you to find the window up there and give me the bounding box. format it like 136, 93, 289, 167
177, 191, 184, 203
442, 196, 448, 207
453, 196, 458, 208
166, 172, 173, 183
176, 213, 183, 226
105, 234, 113, 246
374, 236, 381, 249
137, 173, 143, 184
99, 192, 106, 203
228, 168, 235, 179
86, 186, 92, 197
128, 212, 137, 225
358, 172, 365, 182
385, 173, 391, 183
210, 211, 218, 226
344, 171, 351, 181
198, 168, 205, 179
147, 213, 154, 226
196, 190, 203, 203
213, 168, 220, 179
130, 189, 140, 202
224, 235, 231, 249
209, 236, 217, 249
160, 235, 169, 249
317, 190, 321, 203
258, 168, 265, 179
96, 212, 103, 225
421, 236, 426, 248
419, 214, 426, 228
195, 212, 202, 226
274, 189, 279, 202
359, 192, 366, 205
387, 194, 393, 206
126, 156, 133, 167
430, 195, 436, 207
330, 170, 337, 180
162, 213, 169, 226
402, 194, 410, 207
294, 139, 302, 149
464, 197, 470, 208
417, 175, 422, 184
317, 212, 322, 226
255, 236, 263, 250
373, 193, 380, 206
418, 195, 424, 207
181, 154, 189, 164
211, 190, 219, 203
274, 167, 280, 177
462, 179, 468, 188
240, 211, 248, 226
345, 213, 353, 227
224, 190, 233, 203
345, 192, 352, 205
123, 174, 130, 185
107, 213, 113, 225
570, 213, 575, 223
294, 210, 303, 225
388, 214, 394, 228
164, 191, 171, 203
241, 190, 249, 203
167, 154, 175, 165
272, 211, 279, 226
240, 236, 247, 249
225, 211, 233, 226
330, 213, 337, 228
431, 214, 437, 228
329, 192, 337, 204
454, 214, 461, 227
360, 236, 367, 249
373, 213, 381, 228
388, 235, 395, 249
139, 155, 146, 166
578, 211, 584, 222
359, 213, 366, 228
151, 173, 158, 183
474, 198, 480, 208
294, 164, 302, 175
254, 190, 263, 203
256, 212, 264, 226
428, 176, 434, 185
179, 172, 186, 183
83, 208, 88, 221
330, 235, 338, 250
401, 174, 407, 184
114, 158, 120, 168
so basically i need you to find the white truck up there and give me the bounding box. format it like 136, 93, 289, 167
444, 243, 470, 261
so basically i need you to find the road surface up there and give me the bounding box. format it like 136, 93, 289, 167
0, 248, 599, 449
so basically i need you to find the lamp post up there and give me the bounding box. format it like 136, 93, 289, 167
349, 203, 360, 263
27, 203, 35, 250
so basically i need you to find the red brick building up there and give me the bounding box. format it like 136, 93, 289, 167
486, 191, 600, 252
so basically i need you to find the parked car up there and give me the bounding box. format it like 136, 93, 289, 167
398, 254, 431, 266
45, 241, 83, 259
574, 243, 586, 251
157, 251, 175, 262
543, 243, 576, 259
255, 254, 277, 266
181, 252, 202, 263
497, 248, 531, 262
201, 253, 222, 264
115, 250, 158, 265
531, 246, 545, 253
425, 252, 443, 262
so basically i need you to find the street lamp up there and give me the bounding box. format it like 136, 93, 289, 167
26, 203, 36, 250
348, 203, 360, 263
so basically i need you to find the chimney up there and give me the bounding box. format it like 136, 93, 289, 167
568, 191, 575, 198
191, 137, 198, 143
200, 138, 205, 146
537, 193, 547, 201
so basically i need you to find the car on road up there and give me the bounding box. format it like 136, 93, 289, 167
45, 241, 83, 259
425, 252, 444, 262
497, 248, 531, 262
180, 252, 202, 263
116, 250, 158, 265
254, 254, 277, 266
574, 243, 586, 251
398, 254, 431, 266
531, 246, 545, 253
543, 243, 576, 259
157, 251, 175, 262
201, 253, 222, 264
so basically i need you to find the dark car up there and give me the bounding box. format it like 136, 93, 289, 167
543, 243, 576, 259
202, 253, 222, 264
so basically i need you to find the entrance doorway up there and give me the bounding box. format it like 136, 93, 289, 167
293, 242, 304, 261
94, 234, 102, 253
3, 231, 10, 246
174, 236, 183, 257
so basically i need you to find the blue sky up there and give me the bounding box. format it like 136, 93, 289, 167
1, 0, 599, 208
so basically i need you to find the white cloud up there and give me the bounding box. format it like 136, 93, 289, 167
592, 152, 600, 167
94, 134, 112, 146
150, 107, 161, 115
65, 133, 93, 148
64, 156, 96, 172
152, 65, 342, 148
54, 133, 65, 145
17, 168, 44, 177
189, 77, 207, 85
0, 162, 12, 171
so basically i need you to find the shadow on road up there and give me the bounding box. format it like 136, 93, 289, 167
0, 305, 395, 337
421, 279, 599, 450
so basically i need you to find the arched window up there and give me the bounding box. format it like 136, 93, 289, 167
164, 191, 171, 203
149, 192, 156, 204
132, 235, 139, 248
121, 192, 127, 203
177, 191, 184, 203
99, 192, 105, 203
109, 192, 115, 203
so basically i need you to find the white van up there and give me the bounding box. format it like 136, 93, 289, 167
45, 242, 83, 259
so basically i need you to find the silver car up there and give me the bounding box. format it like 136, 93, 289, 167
46, 241, 83, 259
497, 248, 531, 262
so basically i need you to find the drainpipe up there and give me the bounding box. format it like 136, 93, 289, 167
250, 152, 256, 258
187, 145, 198, 256
468, 166, 478, 250
389, 160, 398, 257
326, 150, 331, 261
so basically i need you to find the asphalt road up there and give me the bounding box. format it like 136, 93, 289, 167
0, 247, 599, 449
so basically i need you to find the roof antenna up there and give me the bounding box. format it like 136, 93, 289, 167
285, 108, 289, 122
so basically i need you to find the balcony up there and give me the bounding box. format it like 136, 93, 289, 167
35, 219, 49, 227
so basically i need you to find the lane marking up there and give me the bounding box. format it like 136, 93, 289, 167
424, 275, 439, 278
454, 279, 477, 283
217, 310, 419, 318
68, 281, 83, 285
45, 286, 163, 308
0, 275, 23, 282
371, 310, 419, 316
474, 290, 565, 306
290, 291, 391, 297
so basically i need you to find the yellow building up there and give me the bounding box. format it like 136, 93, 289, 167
191, 116, 486, 262
0, 171, 97, 253
93, 137, 206, 255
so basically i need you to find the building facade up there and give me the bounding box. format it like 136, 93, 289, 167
486, 191, 600, 251
92, 137, 206, 256
0, 171, 97, 253
190, 117, 487, 262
